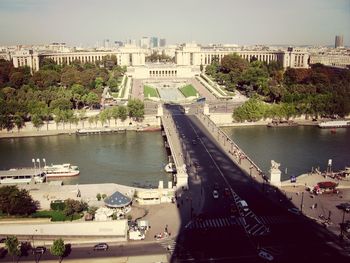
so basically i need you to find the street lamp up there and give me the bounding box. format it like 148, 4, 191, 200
300, 192, 304, 213
337, 203, 350, 239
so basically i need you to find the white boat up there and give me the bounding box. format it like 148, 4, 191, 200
165, 163, 176, 173
44, 163, 80, 178
0, 169, 46, 184
318, 120, 350, 128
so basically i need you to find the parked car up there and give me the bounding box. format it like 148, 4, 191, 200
32, 246, 46, 254
224, 188, 230, 197
93, 243, 108, 251
258, 249, 274, 261
288, 207, 301, 215
212, 190, 219, 199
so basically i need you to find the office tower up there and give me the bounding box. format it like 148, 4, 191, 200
150, 37, 158, 48
159, 38, 166, 47
335, 35, 344, 48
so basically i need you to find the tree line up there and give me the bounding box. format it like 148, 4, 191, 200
205, 53, 350, 121
0, 58, 137, 131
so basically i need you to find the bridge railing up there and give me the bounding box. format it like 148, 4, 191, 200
196, 112, 267, 182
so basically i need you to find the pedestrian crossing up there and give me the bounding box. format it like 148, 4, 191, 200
157, 236, 177, 254
184, 215, 294, 232
185, 216, 242, 230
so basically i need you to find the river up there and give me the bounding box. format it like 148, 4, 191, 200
222, 126, 350, 181
1, 126, 349, 185
0, 131, 170, 187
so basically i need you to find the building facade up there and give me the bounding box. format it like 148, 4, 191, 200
175, 43, 309, 68
11, 43, 310, 73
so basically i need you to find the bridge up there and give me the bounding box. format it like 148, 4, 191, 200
160, 103, 347, 263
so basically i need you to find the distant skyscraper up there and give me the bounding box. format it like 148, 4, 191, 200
159, 38, 166, 47
140, 37, 150, 48
150, 37, 158, 48
104, 39, 110, 49
335, 35, 344, 48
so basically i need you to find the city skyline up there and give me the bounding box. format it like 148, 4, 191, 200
0, 0, 349, 47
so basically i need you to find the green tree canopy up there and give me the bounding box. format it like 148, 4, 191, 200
127, 99, 144, 121
50, 238, 66, 263
0, 185, 38, 215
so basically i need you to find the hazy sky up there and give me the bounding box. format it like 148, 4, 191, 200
0, 0, 349, 46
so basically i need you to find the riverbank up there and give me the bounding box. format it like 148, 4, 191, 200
0, 115, 161, 139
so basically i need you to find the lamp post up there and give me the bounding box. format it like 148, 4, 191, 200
300, 192, 304, 213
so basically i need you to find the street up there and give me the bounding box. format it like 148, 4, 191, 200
166, 104, 349, 262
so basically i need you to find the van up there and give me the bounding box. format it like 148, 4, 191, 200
237, 200, 249, 212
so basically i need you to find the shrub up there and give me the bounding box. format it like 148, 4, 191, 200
50, 200, 65, 211
102, 194, 107, 199
96, 193, 101, 201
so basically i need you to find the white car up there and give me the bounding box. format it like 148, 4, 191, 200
212, 190, 219, 199
258, 249, 274, 261
237, 200, 249, 212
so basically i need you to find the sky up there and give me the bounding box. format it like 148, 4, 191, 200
0, 0, 349, 47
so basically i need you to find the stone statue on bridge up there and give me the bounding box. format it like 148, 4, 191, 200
270, 160, 281, 171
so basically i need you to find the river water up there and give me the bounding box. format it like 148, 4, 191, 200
0, 132, 170, 187
222, 126, 350, 181
0, 126, 349, 185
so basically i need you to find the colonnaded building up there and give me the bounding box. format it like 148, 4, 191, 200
9, 43, 310, 78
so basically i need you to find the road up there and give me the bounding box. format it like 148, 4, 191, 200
165, 104, 349, 262
0, 242, 166, 262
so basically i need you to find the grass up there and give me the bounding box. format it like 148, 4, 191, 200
32, 210, 82, 221
179, 85, 198, 97
144, 85, 159, 98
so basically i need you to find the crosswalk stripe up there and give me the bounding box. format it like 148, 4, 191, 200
212, 219, 218, 228
224, 218, 230, 226
220, 218, 226, 226
252, 225, 265, 235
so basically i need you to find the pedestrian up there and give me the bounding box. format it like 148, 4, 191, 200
165, 224, 168, 233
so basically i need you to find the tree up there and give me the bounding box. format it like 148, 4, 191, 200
5, 236, 20, 262
31, 114, 44, 131
13, 114, 25, 132
221, 53, 249, 74
83, 92, 99, 108
64, 199, 87, 217
118, 105, 128, 122
78, 109, 86, 128
127, 99, 144, 121
0, 186, 38, 215
50, 239, 66, 263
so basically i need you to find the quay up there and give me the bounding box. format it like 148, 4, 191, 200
76, 128, 126, 135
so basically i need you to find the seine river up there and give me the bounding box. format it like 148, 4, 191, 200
0, 126, 349, 185
0, 132, 170, 187
223, 126, 350, 181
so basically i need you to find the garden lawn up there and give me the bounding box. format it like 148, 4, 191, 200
179, 85, 198, 97
144, 85, 159, 98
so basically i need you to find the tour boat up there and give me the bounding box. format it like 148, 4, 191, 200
164, 163, 176, 173
318, 120, 350, 128
44, 163, 80, 178
0, 169, 46, 184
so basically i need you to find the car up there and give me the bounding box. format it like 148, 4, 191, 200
32, 246, 46, 254
93, 243, 109, 251
336, 203, 350, 212
212, 190, 219, 199
288, 207, 301, 215
224, 188, 230, 196
192, 140, 197, 145
258, 249, 274, 261
237, 200, 249, 212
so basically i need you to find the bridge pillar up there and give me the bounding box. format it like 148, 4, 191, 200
269, 160, 281, 187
